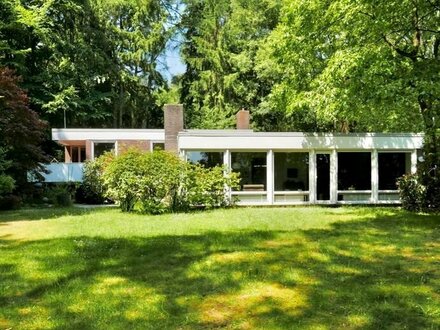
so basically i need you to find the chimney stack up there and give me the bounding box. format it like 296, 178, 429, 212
236, 109, 250, 130
164, 104, 184, 154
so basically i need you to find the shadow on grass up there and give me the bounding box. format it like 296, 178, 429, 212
0, 207, 107, 223
0, 212, 439, 329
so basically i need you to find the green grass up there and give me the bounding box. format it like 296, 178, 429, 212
0, 207, 439, 329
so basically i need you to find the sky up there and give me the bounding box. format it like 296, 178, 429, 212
159, 35, 186, 82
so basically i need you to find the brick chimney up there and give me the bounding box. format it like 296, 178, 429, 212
236, 109, 250, 130
164, 104, 184, 154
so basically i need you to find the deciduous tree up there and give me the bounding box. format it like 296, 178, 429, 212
260, 0, 439, 135
0, 67, 47, 186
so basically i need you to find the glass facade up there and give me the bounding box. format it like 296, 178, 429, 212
231, 152, 267, 191
317, 153, 331, 200
152, 142, 165, 151
378, 152, 411, 190
338, 152, 371, 190
274, 152, 309, 191
94, 142, 115, 159
186, 151, 223, 168
70, 146, 86, 163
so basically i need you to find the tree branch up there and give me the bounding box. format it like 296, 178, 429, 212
382, 35, 418, 60
434, 35, 440, 58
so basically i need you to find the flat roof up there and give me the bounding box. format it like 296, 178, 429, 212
180, 130, 424, 138
52, 128, 165, 141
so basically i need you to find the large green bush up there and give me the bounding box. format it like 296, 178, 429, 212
76, 153, 114, 204
398, 150, 440, 213
102, 150, 239, 214
0, 174, 15, 196
397, 174, 426, 212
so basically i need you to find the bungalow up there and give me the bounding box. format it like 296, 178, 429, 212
48, 104, 424, 205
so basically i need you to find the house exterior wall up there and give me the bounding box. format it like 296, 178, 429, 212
50, 127, 424, 206
178, 132, 423, 206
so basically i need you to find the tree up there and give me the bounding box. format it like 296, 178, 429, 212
0, 67, 47, 187
260, 0, 439, 135
0, 0, 175, 129
0, 147, 15, 197
260, 0, 439, 208
94, 0, 175, 128
180, 0, 280, 128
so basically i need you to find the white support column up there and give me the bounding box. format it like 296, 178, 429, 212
309, 150, 316, 204
91, 141, 95, 160
411, 149, 417, 174
224, 149, 231, 168
267, 150, 274, 205
371, 150, 379, 203
224, 150, 232, 201
330, 150, 338, 203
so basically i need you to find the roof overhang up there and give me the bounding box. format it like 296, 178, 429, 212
52, 129, 165, 143
178, 131, 424, 150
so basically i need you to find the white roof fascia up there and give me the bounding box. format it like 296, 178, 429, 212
52, 129, 165, 141
178, 132, 424, 150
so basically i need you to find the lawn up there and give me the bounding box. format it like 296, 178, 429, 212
0, 207, 439, 329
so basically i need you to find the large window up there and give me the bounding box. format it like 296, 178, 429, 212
152, 142, 165, 151
94, 142, 115, 159
186, 151, 223, 168
274, 152, 309, 191
231, 152, 266, 191
338, 152, 371, 190
66, 146, 86, 163
379, 153, 411, 190
71, 146, 86, 163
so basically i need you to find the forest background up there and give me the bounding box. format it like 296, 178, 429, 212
0, 0, 439, 197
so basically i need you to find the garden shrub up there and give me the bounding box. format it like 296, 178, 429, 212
0, 174, 15, 196
46, 184, 75, 207
0, 166, 19, 210
102, 149, 239, 214
103, 150, 184, 213
398, 167, 440, 213
0, 195, 21, 210
76, 153, 114, 204
397, 174, 426, 212
183, 164, 239, 209
398, 136, 440, 213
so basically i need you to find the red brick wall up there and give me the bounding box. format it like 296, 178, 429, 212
236, 109, 250, 129
64, 146, 72, 163
164, 104, 184, 154
85, 140, 93, 160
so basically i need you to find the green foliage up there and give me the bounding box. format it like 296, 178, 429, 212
180, 0, 280, 129
397, 174, 426, 212
183, 164, 239, 209
0, 0, 175, 128
0, 174, 15, 196
0, 194, 21, 210
102, 149, 239, 214
76, 152, 114, 204
0, 147, 15, 197
46, 184, 74, 207
260, 0, 439, 133
398, 151, 440, 213
0, 68, 47, 188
